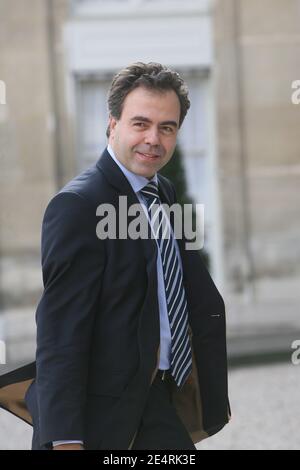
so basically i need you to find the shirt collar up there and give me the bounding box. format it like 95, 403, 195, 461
107, 144, 158, 194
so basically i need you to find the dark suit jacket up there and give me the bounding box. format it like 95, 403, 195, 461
0, 148, 230, 449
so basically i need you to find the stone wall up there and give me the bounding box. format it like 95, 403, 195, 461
214, 0, 300, 293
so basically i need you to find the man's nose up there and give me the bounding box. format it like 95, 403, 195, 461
144, 127, 160, 146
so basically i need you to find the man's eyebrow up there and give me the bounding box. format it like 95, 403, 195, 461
130, 116, 178, 128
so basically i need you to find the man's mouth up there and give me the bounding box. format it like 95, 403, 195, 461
136, 151, 160, 161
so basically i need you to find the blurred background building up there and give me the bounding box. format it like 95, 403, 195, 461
1, 0, 300, 450
0, 0, 299, 389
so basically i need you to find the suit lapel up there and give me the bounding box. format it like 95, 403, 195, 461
96, 149, 181, 302
96, 149, 164, 266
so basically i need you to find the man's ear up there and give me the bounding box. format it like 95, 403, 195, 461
108, 115, 117, 138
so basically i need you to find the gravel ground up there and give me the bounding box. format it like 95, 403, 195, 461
198, 361, 300, 450
0, 361, 299, 450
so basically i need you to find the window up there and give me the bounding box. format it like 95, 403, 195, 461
76, 77, 111, 170
72, 0, 200, 14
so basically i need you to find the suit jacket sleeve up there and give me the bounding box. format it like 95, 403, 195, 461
35, 191, 105, 447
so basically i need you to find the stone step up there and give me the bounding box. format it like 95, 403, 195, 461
0, 307, 36, 364
0, 255, 42, 309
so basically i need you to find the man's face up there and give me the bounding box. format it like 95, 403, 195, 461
108, 86, 180, 179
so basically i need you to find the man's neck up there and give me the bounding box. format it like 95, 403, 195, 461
107, 143, 156, 181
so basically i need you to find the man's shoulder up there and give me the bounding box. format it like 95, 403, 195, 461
47, 159, 115, 211
58, 161, 108, 206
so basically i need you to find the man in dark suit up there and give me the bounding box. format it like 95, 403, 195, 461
0, 62, 230, 450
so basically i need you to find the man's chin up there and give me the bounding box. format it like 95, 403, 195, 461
132, 161, 160, 179
137, 169, 156, 179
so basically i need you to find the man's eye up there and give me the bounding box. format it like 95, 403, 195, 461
162, 127, 173, 133
134, 122, 146, 128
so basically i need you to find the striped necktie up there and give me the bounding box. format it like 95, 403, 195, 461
140, 181, 192, 388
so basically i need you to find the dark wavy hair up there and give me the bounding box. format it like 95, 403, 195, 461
106, 62, 190, 137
